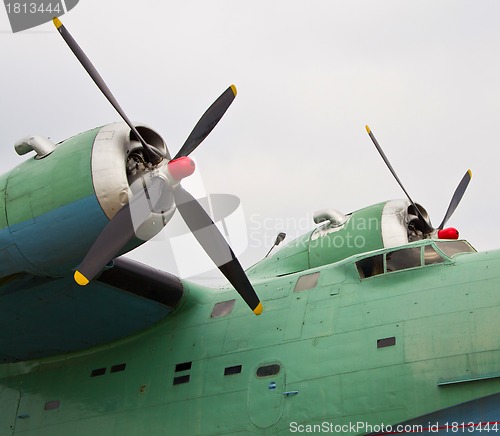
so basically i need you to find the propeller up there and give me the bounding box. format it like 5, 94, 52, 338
173, 85, 237, 160
437, 169, 472, 230
52, 17, 163, 163
365, 125, 471, 237
74, 176, 165, 286
173, 186, 261, 313
53, 18, 262, 315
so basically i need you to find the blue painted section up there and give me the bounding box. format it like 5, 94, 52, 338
0, 272, 171, 362
0, 195, 109, 277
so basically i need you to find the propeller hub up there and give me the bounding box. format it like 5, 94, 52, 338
437, 227, 459, 240
168, 156, 196, 181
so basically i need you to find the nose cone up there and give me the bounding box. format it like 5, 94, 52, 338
438, 227, 459, 239
168, 156, 196, 181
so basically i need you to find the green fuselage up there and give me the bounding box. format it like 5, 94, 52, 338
1, 237, 499, 434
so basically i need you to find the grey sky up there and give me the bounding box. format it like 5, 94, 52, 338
1, 1, 500, 280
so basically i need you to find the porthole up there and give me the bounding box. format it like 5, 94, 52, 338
256, 363, 281, 378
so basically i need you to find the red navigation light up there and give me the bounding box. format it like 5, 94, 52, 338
437, 227, 459, 240
168, 156, 196, 181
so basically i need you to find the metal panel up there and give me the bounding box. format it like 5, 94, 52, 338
0, 387, 19, 436
247, 361, 286, 428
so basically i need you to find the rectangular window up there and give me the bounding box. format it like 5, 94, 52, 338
377, 336, 396, 348
386, 248, 421, 272
173, 375, 190, 385
175, 361, 192, 372
294, 272, 320, 292
356, 255, 384, 279
90, 367, 106, 377
110, 363, 126, 373
224, 365, 242, 376
424, 245, 445, 265
435, 241, 475, 257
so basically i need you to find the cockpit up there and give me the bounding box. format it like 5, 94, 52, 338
356, 240, 475, 279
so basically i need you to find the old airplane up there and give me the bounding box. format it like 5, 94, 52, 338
0, 17, 498, 435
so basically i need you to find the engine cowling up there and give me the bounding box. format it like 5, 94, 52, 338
246, 199, 434, 279
0, 122, 170, 278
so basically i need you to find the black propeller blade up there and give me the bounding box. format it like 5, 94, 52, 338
365, 125, 471, 234
74, 177, 164, 285
54, 17, 262, 314
173, 186, 262, 315
74, 202, 135, 286
76, 176, 263, 314
52, 18, 163, 163
437, 169, 472, 230
365, 125, 433, 233
75, 172, 262, 315
173, 85, 237, 160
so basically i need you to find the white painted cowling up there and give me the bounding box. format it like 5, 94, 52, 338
91, 122, 176, 242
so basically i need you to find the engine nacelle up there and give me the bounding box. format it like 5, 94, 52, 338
247, 199, 433, 279
0, 122, 171, 278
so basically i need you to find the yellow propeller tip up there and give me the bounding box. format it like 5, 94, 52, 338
52, 17, 63, 28
74, 270, 89, 286
365, 125, 371, 134
467, 169, 472, 178
230, 84, 237, 97
253, 302, 263, 316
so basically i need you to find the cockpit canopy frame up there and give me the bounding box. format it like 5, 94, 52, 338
356, 240, 475, 280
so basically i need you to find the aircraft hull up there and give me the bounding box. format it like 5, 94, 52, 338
1, 244, 499, 434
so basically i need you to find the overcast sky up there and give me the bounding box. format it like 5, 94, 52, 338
1, 1, 500, 281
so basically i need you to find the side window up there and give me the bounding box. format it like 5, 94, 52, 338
211, 300, 235, 318
356, 255, 384, 279
435, 241, 475, 257
424, 245, 445, 265
256, 363, 281, 378
357, 244, 448, 280
294, 272, 320, 292
386, 248, 421, 272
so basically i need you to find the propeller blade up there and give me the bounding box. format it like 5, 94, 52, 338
74, 177, 164, 285
438, 169, 472, 230
52, 18, 163, 162
74, 202, 136, 285
173, 85, 237, 160
172, 186, 262, 315
365, 125, 433, 232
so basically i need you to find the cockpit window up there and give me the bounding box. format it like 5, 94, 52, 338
356, 255, 383, 279
356, 241, 469, 280
386, 247, 421, 272
424, 245, 445, 265
435, 241, 475, 257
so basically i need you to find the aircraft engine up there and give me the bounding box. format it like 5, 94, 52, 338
0, 17, 263, 315
91, 122, 176, 242
0, 122, 171, 278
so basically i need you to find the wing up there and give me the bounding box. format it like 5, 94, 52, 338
0, 257, 183, 363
